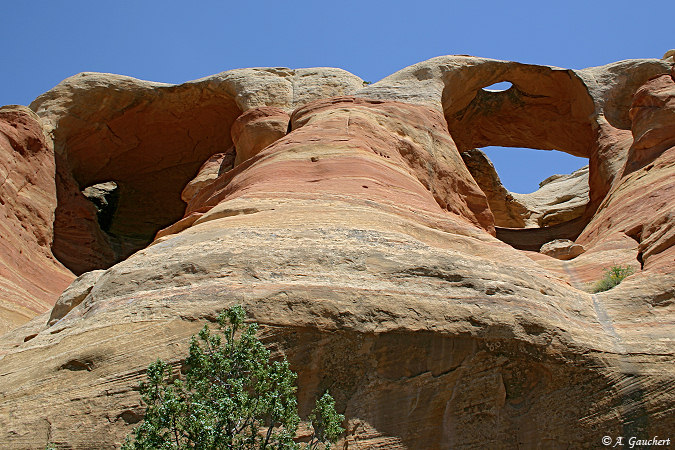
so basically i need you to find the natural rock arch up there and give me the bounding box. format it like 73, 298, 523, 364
31, 69, 364, 274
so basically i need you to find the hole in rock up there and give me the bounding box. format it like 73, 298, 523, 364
119, 410, 143, 425
481, 81, 513, 92
460, 146, 590, 251
443, 68, 597, 251
481, 147, 588, 195
60, 359, 94, 371
51, 95, 243, 275
82, 181, 120, 233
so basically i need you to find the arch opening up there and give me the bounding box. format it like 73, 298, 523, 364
461, 147, 590, 251
51, 94, 243, 275
481, 146, 588, 195
82, 181, 120, 233
441, 62, 598, 251
481, 81, 513, 92
461, 147, 590, 230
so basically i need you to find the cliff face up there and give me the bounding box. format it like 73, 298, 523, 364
0, 56, 673, 449
0, 106, 73, 334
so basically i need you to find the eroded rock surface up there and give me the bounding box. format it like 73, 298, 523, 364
31, 68, 364, 274
231, 107, 290, 166
180, 150, 235, 203
0, 106, 73, 334
540, 239, 585, 260
460, 148, 529, 228
48, 269, 105, 326
570, 68, 675, 280
0, 56, 673, 449
511, 165, 589, 227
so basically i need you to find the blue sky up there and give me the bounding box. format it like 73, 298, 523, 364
2, 0, 670, 193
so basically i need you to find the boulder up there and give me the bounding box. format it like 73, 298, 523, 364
540, 239, 585, 260
48, 269, 105, 326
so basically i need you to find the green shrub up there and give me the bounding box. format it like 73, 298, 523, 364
123, 305, 344, 449
592, 265, 635, 293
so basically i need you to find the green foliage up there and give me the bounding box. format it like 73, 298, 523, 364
592, 265, 635, 293
307, 392, 344, 450
123, 305, 344, 449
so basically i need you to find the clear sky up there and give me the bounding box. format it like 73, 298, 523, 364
2, 0, 670, 193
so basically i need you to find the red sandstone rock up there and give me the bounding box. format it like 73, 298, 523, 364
231, 107, 289, 166
0, 57, 673, 449
181, 150, 235, 203
624, 72, 675, 174
29, 69, 364, 275
51, 152, 118, 274
443, 63, 596, 158
182, 97, 494, 236
460, 148, 529, 227
587, 119, 634, 211
576, 70, 675, 275
0, 106, 73, 334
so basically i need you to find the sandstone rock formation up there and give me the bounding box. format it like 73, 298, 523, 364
0, 106, 73, 334
231, 107, 290, 166
460, 148, 529, 228
0, 56, 673, 449
180, 150, 235, 203
48, 269, 105, 326
460, 148, 589, 228
539, 239, 585, 260
511, 165, 589, 227
31, 68, 364, 275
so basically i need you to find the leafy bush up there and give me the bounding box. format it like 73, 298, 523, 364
123, 305, 344, 449
592, 265, 635, 293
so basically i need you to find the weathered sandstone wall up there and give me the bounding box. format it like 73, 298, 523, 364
0, 56, 672, 449
0, 106, 73, 334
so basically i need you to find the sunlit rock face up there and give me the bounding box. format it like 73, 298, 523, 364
0, 56, 673, 449
0, 106, 73, 335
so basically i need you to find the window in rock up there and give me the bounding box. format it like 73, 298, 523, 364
82, 181, 120, 233
481, 81, 513, 92
481, 146, 588, 195
461, 146, 590, 251
463, 145, 590, 227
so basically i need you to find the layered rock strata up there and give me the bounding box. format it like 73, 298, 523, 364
0, 106, 73, 334
511, 165, 589, 228
0, 56, 673, 449
31, 68, 364, 274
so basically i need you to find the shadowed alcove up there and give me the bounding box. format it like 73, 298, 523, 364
45, 78, 243, 274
